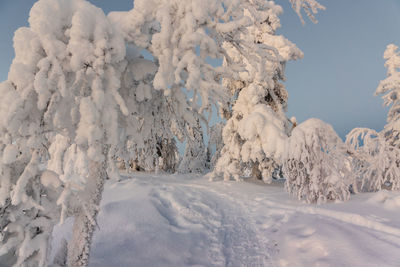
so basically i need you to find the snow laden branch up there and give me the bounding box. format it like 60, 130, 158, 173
111, 0, 232, 115
289, 0, 326, 24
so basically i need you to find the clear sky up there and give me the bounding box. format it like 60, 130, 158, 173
1, 0, 400, 138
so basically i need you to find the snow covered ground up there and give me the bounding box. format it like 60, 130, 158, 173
53, 173, 400, 266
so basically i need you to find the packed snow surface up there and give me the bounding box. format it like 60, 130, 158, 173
53, 173, 400, 266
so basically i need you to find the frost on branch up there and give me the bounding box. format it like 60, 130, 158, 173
284, 119, 352, 204
289, 0, 325, 24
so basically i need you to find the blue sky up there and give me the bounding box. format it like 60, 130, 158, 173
1, 0, 400, 138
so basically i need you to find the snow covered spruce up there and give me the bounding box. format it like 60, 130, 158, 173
211, 0, 325, 182
213, 0, 304, 182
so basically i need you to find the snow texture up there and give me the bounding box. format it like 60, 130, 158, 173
51, 173, 400, 267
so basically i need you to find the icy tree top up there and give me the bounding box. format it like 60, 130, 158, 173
376, 44, 400, 127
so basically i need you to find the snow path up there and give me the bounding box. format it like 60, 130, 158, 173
56, 173, 400, 266
89, 174, 273, 266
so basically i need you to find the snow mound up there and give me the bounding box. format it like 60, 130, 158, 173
368, 190, 400, 210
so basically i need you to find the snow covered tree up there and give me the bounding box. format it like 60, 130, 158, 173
345, 44, 400, 192
110, 0, 258, 174
284, 119, 352, 204
207, 122, 224, 169
213, 0, 310, 182
0, 0, 128, 265
110, 0, 325, 178
376, 44, 400, 147
178, 118, 207, 173
346, 128, 400, 192
0, 0, 326, 263
118, 46, 178, 173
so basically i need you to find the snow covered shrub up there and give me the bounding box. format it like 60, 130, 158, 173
284, 119, 352, 204
0, 0, 129, 265
346, 128, 400, 192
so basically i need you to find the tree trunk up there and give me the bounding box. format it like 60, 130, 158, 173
67, 159, 106, 267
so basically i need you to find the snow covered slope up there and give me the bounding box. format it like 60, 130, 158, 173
53, 173, 400, 266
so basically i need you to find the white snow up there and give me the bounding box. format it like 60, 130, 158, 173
51, 173, 400, 266
2, 144, 19, 164
40, 170, 61, 189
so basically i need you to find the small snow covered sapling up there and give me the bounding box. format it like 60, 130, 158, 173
346, 128, 400, 192
284, 119, 352, 204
